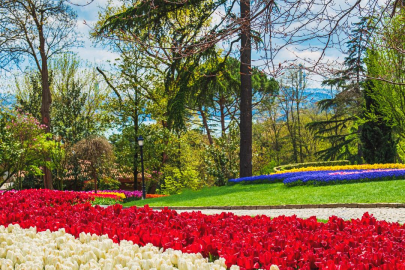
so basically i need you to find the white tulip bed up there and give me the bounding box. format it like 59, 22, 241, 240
0, 224, 240, 270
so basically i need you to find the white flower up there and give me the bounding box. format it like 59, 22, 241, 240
0, 224, 239, 270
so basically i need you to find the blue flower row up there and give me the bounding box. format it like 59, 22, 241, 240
229, 170, 345, 183
229, 169, 405, 185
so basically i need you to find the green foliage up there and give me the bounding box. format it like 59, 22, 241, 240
161, 166, 203, 195
361, 50, 397, 164
259, 160, 279, 175
397, 141, 405, 163
161, 168, 187, 195
365, 11, 405, 140
51, 54, 113, 144
99, 177, 121, 190
306, 112, 359, 162
0, 109, 22, 186
99, 0, 224, 44
0, 110, 63, 189
97, 0, 226, 133
14, 54, 113, 145
274, 160, 351, 172
92, 197, 121, 205
15, 71, 46, 121
203, 130, 239, 186
109, 126, 136, 173
343, 16, 375, 81
307, 17, 376, 163
159, 130, 208, 194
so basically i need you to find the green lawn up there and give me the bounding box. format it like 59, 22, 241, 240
123, 180, 405, 207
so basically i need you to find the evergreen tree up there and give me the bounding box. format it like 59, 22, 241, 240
308, 17, 375, 162
360, 50, 397, 163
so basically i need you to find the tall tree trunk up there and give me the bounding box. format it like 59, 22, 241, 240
219, 96, 226, 137
92, 170, 98, 194
285, 97, 299, 163
199, 106, 213, 145
177, 133, 181, 171
356, 41, 364, 163
39, 25, 53, 190
161, 120, 170, 166
133, 108, 139, 191
286, 115, 299, 163
295, 89, 304, 163
239, 0, 252, 177
271, 121, 281, 165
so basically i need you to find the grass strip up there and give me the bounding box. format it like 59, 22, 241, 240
123, 180, 405, 207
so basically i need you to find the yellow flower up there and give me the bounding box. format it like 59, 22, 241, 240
98, 192, 126, 199
276, 163, 405, 173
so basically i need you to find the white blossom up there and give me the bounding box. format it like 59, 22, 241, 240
0, 224, 240, 270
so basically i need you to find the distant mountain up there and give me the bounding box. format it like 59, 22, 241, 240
303, 88, 334, 104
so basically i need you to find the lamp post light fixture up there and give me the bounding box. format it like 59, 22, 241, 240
138, 135, 146, 200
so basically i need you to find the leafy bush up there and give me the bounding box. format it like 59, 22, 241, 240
161, 167, 202, 194
99, 177, 120, 190
258, 160, 278, 175
203, 133, 239, 186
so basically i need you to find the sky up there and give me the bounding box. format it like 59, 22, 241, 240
70, 0, 120, 65
0, 0, 357, 94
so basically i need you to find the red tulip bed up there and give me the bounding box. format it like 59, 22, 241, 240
2, 190, 405, 269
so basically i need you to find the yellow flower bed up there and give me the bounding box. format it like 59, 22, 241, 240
276, 163, 405, 173
98, 192, 126, 199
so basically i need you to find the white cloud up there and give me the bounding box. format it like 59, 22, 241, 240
72, 46, 120, 64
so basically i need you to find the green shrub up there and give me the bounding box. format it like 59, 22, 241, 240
258, 160, 278, 175
99, 177, 120, 190
161, 167, 202, 195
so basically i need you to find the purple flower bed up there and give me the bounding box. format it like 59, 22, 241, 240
283, 169, 405, 185
229, 169, 405, 186
229, 170, 347, 183
108, 190, 142, 199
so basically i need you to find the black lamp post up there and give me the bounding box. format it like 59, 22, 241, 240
138, 135, 146, 200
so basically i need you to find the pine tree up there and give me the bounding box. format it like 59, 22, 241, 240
308, 17, 375, 162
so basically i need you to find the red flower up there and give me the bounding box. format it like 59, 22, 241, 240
1, 190, 405, 269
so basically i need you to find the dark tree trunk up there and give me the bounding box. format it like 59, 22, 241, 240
286, 116, 299, 163
133, 110, 139, 191
220, 96, 226, 137
161, 120, 170, 165
199, 106, 213, 145
39, 24, 53, 190
239, 0, 252, 177
133, 84, 140, 191
92, 170, 98, 194
177, 134, 181, 170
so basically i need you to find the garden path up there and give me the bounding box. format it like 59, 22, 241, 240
173, 208, 405, 223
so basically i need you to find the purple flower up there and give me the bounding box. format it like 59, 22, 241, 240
229, 169, 405, 186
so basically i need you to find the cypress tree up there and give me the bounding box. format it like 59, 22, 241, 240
360, 50, 397, 163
